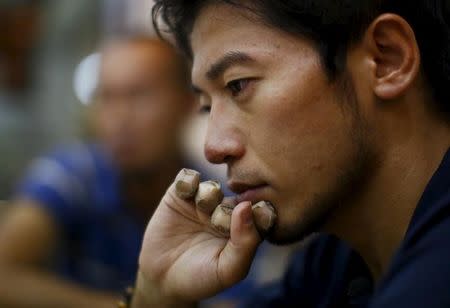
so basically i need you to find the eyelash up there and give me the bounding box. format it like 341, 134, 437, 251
226, 78, 250, 97
198, 78, 252, 114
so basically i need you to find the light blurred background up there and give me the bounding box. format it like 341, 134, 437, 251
0, 0, 222, 200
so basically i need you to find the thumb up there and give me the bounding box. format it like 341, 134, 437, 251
219, 201, 262, 286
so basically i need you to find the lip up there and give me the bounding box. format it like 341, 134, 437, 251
228, 183, 269, 204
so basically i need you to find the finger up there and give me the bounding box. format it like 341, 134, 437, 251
219, 201, 262, 285
209, 197, 236, 235
252, 201, 277, 236
174, 169, 200, 199
195, 180, 224, 214
230, 201, 262, 251
210, 199, 277, 237
211, 203, 234, 236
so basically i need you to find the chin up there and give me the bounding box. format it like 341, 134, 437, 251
265, 221, 318, 245
265, 198, 337, 245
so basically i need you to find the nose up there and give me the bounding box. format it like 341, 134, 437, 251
204, 107, 245, 165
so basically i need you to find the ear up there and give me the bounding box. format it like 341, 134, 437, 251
363, 13, 420, 100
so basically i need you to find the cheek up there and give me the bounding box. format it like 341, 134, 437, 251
251, 78, 355, 191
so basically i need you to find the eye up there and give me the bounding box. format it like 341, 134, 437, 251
226, 78, 250, 97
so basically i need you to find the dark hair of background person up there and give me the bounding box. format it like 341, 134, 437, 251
152, 0, 450, 121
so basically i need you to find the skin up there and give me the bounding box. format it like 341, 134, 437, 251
93, 39, 194, 219
191, 6, 375, 246
189, 4, 450, 280
133, 3, 450, 307
0, 39, 194, 308
137, 2, 366, 304
133, 4, 450, 307
94, 39, 192, 174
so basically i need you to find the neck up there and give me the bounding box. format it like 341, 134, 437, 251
324, 116, 450, 282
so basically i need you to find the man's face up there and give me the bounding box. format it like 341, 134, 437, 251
191, 3, 375, 244
94, 42, 190, 172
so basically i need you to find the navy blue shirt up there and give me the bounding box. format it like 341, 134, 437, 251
243, 149, 450, 307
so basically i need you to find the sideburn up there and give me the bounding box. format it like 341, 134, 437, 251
321, 71, 381, 232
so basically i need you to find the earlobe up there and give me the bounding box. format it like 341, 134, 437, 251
367, 14, 420, 100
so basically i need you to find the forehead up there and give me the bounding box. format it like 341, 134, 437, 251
190, 3, 313, 80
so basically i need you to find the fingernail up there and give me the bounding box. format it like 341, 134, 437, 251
175, 168, 200, 199
195, 180, 224, 214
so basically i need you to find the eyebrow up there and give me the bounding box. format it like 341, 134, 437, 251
206, 51, 255, 81
191, 51, 255, 94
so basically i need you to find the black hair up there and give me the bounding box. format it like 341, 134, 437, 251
153, 0, 450, 120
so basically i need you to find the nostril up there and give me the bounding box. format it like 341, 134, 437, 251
204, 145, 225, 164
204, 124, 245, 165
204, 139, 244, 165
223, 155, 233, 164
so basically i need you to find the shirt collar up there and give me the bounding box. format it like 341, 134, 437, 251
405, 148, 450, 240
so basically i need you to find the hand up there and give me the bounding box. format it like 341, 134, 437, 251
137, 169, 263, 304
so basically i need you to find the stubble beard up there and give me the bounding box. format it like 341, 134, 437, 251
266, 74, 378, 245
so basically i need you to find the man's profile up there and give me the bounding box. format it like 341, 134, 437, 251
124, 1, 450, 307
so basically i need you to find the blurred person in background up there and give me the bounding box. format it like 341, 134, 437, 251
0, 36, 195, 308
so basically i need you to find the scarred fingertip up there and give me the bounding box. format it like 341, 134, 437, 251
252, 201, 277, 235
174, 168, 200, 199
195, 180, 224, 214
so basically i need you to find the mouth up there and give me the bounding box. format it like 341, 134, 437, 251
227, 181, 269, 204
